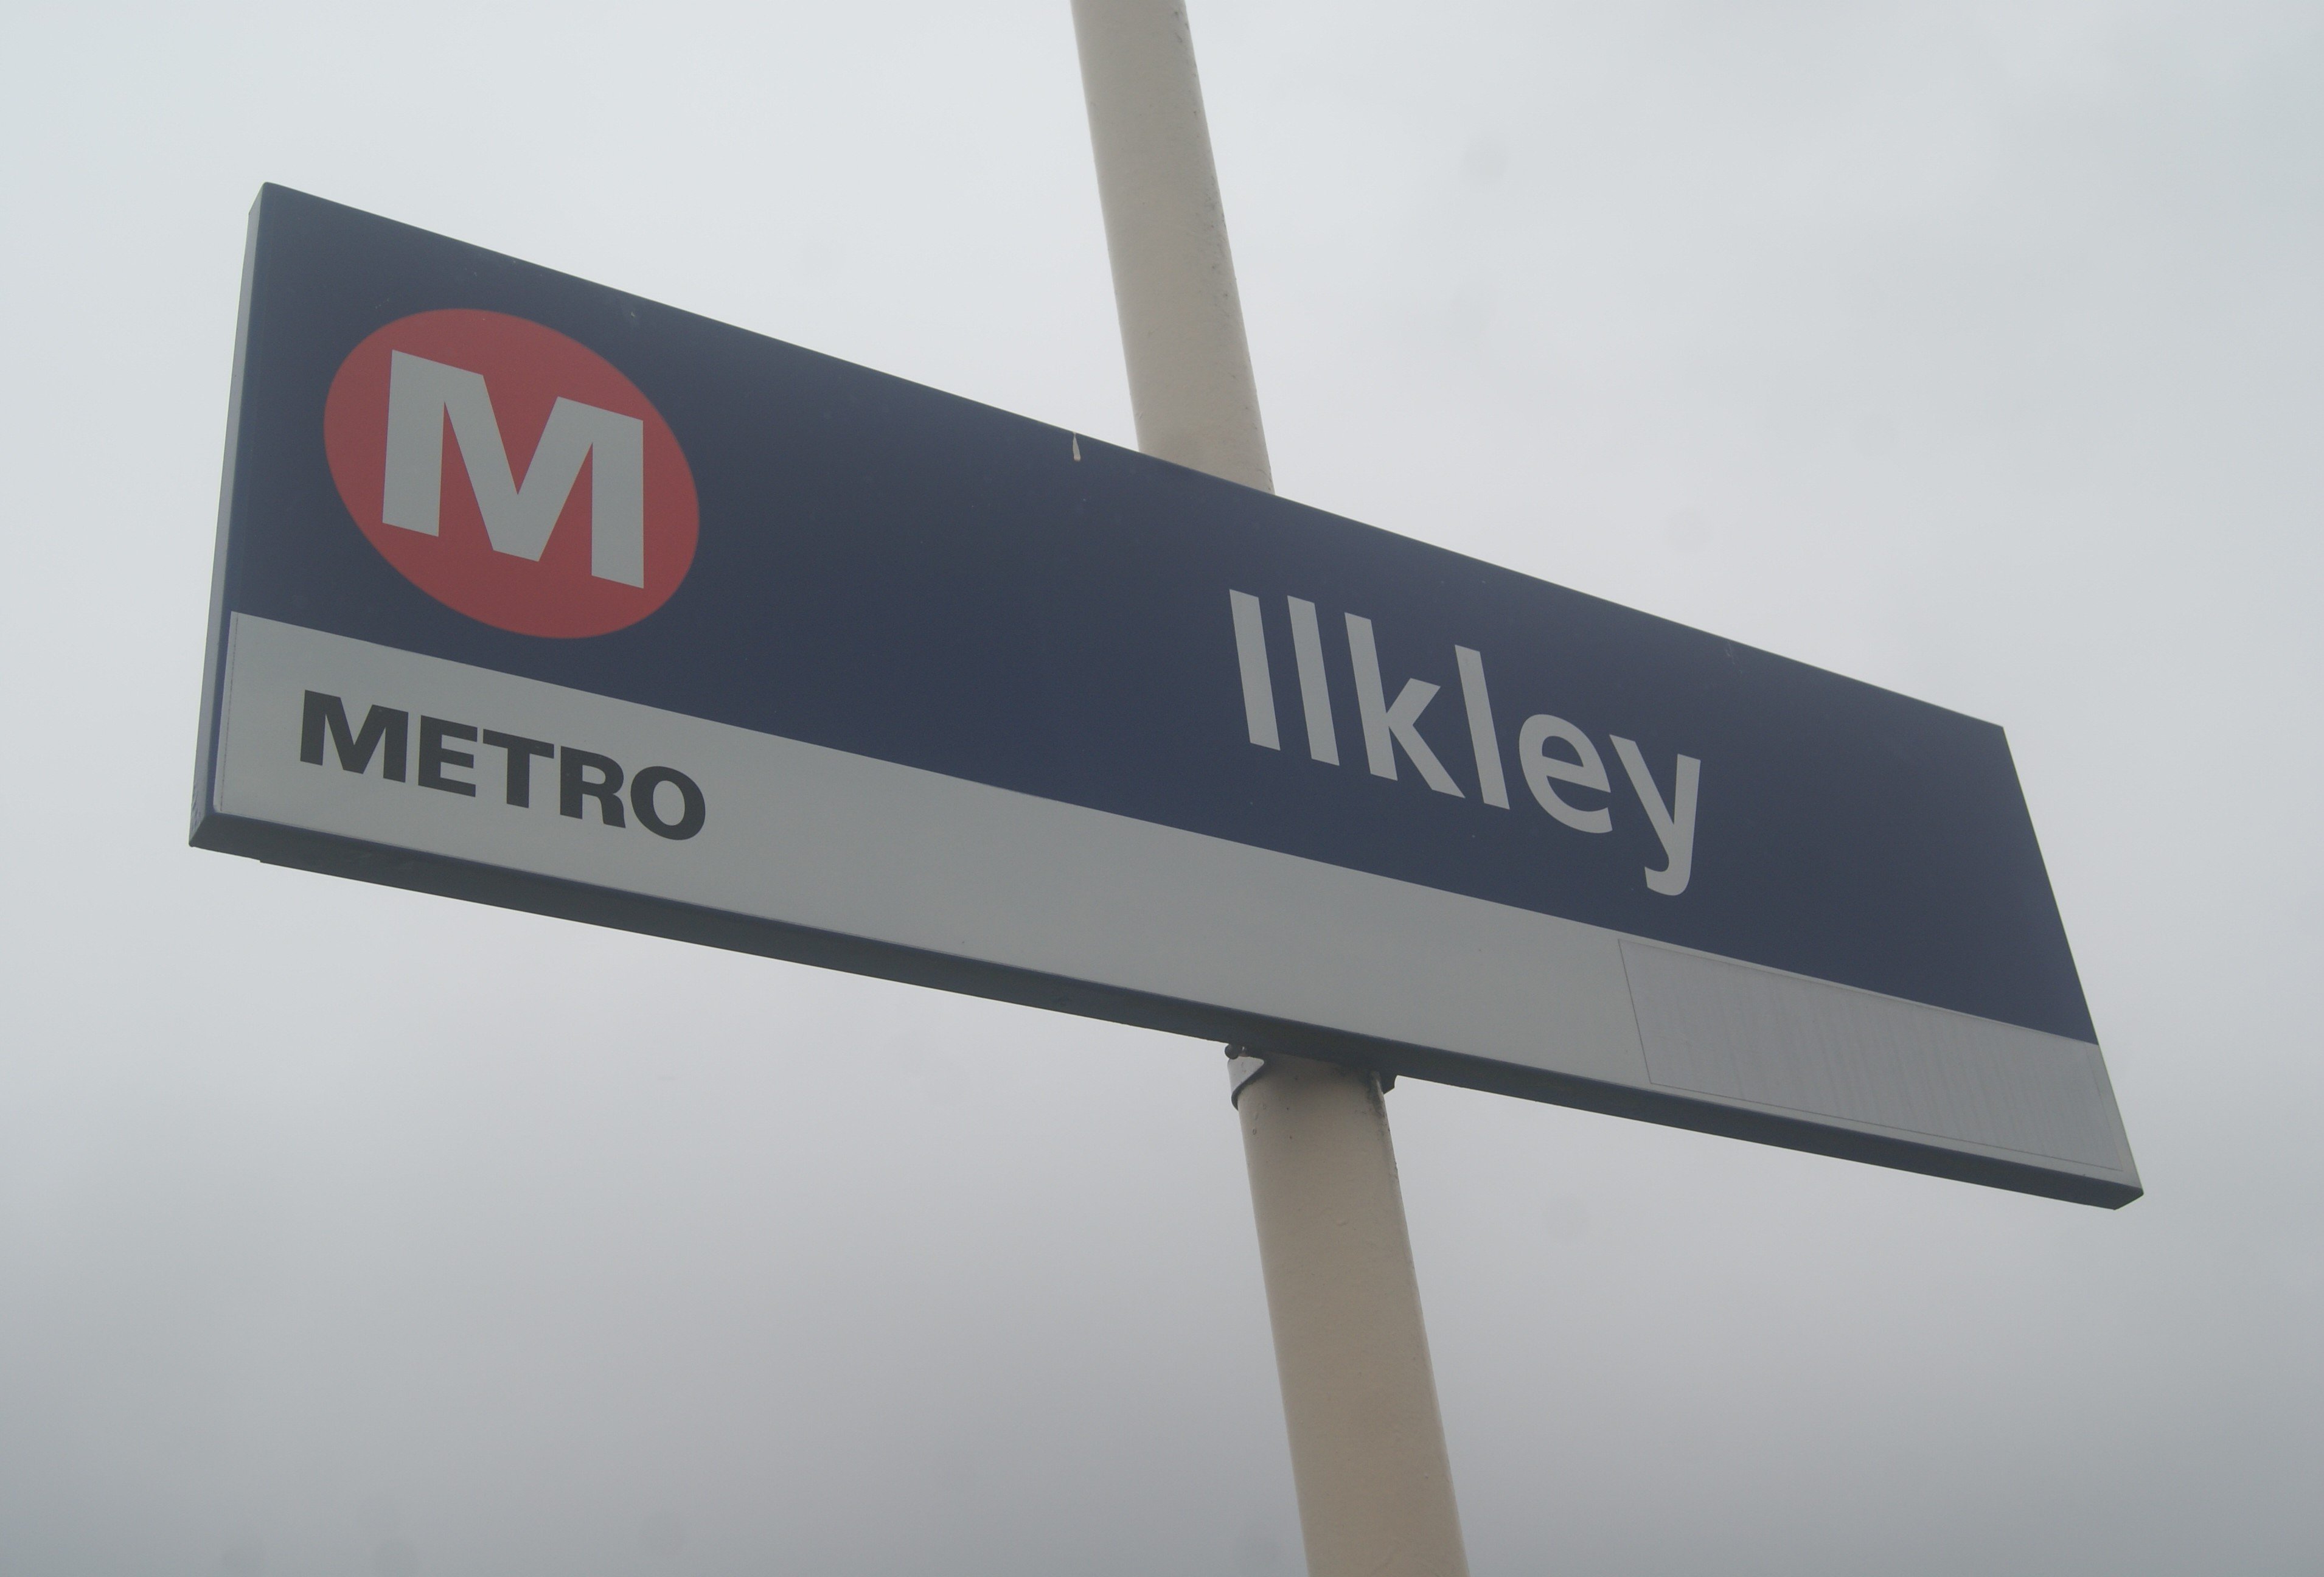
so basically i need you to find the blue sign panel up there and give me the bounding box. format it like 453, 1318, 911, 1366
193, 187, 2138, 1206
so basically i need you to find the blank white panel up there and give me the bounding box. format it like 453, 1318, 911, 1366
1622, 939, 2130, 1172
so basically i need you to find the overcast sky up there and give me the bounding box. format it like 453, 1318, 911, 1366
3, 2, 2320, 1573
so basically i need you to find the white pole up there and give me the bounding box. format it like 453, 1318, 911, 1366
1068, 0, 1271, 493
1233, 1055, 1469, 1577
1069, 8, 1469, 1575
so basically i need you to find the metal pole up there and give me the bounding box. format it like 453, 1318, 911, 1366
1232, 1055, 1469, 1577
1069, 8, 1469, 1575
1067, 0, 1270, 492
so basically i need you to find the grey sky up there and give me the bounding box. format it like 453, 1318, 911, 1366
2, 2, 2319, 1573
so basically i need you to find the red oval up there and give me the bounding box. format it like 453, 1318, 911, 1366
324, 310, 698, 638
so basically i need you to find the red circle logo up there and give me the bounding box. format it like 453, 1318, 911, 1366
324, 310, 698, 638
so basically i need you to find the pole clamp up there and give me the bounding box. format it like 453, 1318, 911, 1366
1227, 1046, 1396, 1107
1225, 1046, 1270, 1108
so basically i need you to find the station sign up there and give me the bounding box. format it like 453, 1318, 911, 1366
193, 187, 2138, 1206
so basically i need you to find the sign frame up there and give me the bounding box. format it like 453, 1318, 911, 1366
193, 186, 2139, 1208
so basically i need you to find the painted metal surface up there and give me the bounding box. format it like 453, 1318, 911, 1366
192, 186, 2137, 1205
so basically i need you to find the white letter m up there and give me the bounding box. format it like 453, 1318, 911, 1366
381, 350, 645, 586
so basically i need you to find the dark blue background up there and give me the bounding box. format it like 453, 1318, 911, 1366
209, 186, 2094, 1046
